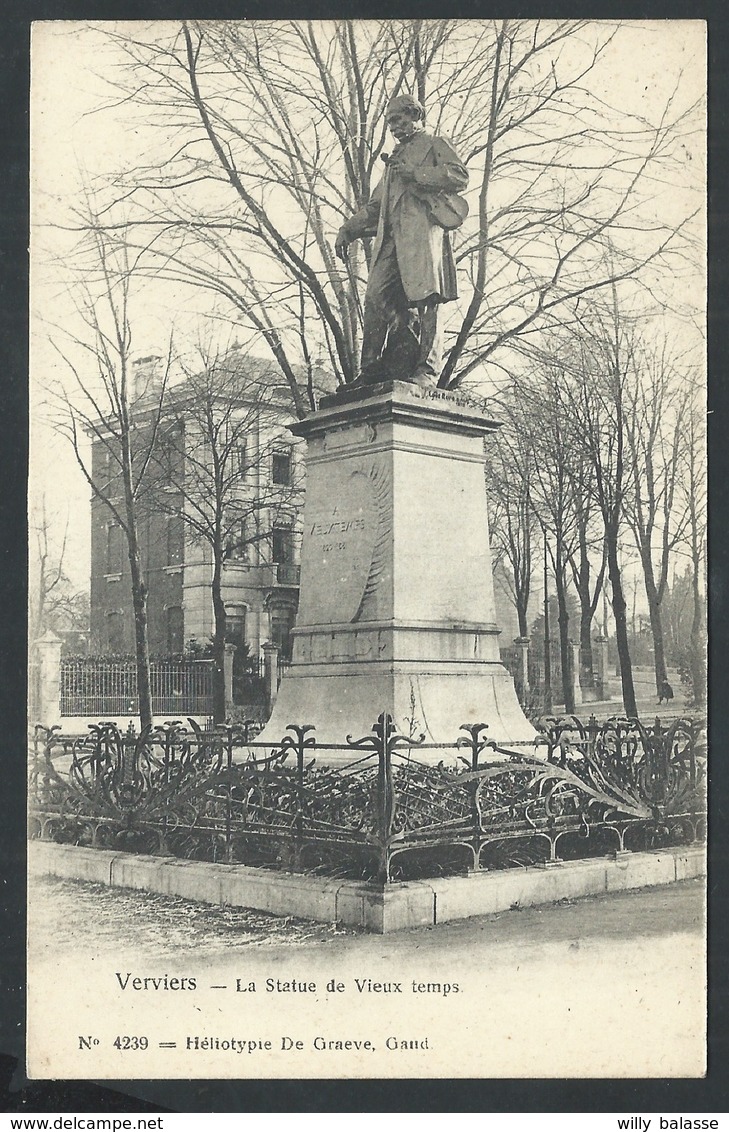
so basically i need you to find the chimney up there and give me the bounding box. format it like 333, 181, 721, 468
131, 355, 163, 401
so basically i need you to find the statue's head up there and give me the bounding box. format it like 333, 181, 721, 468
386, 94, 425, 141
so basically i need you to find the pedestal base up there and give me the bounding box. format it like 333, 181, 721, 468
257, 659, 535, 765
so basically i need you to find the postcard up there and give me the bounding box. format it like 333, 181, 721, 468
27, 18, 707, 1081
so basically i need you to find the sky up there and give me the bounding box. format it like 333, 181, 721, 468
29, 19, 707, 596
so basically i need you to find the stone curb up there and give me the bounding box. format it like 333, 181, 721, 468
28, 841, 705, 934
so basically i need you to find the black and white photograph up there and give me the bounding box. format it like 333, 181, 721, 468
27, 18, 707, 1082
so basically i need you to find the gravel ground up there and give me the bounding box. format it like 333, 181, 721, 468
28, 876, 357, 956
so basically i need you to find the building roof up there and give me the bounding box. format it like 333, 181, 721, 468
87, 348, 336, 437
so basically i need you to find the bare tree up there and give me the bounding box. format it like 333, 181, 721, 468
623, 337, 693, 693
507, 364, 585, 713
516, 336, 609, 695
29, 497, 88, 653
84, 20, 701, 398
563, 452, 607, 696
434, 22, 701, 389
662, 565, 696, 670
485, 417, 536, 639
676, 383, 707, 707
46, 215, 171, 730
91, 20, 438, 404
562, 291, 638, 717
489, 355, 609, 703
147, 342, 304, 723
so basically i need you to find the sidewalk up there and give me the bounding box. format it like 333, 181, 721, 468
549, 689, 699, 723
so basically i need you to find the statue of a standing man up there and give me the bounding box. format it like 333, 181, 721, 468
335, 93, 469, 390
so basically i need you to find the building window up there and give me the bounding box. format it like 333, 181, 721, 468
106, 611, 124, 654
98, 444, 113, 483
226, 605, 247, 649
236, 442, 248, 477
165, 605, 184, 655
106, 524, 123, 574
272, 525, 293, 564
166, 514, 184, 566
227, 516, 249, 561
272, 449, 292, 486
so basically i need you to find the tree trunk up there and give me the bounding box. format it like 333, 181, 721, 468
689, 548, 706, 708
579, 612, 595, 692
516, 595, 529, 639
606, 533, 637, 717
642, 563, 669, 692
211, 549, 227, 726
127, 538, 153, 731
572, 532, 598, 691
554, 556, 574, 714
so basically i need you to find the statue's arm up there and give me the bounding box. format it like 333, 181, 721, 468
335, 181, 383, 259
338, 181, 383, 241
411, 138, 469, 193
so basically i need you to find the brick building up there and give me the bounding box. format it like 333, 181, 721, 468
89, 352, 307, 664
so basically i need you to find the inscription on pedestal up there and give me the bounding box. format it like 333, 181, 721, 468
298, 468, 379, 625
295, 628, 391, 664
298, 460, 392, 625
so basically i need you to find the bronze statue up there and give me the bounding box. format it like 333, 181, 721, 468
335, 93, 469, 390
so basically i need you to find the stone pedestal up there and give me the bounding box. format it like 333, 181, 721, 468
256, 382, 535, 762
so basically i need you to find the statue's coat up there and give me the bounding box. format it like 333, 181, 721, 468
341, 131, 468, 305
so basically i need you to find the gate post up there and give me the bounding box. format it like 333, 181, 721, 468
263, 642, 280, 714
594, 635, 612, 702
34, 631, 62, 726
223, 643, 236, 706
513, 637, 530, 699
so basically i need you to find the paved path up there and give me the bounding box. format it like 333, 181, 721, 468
549, 693, 700, 723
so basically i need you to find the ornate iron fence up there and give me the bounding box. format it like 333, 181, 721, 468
29, 712, 706, 884
60, 658, 215, 716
